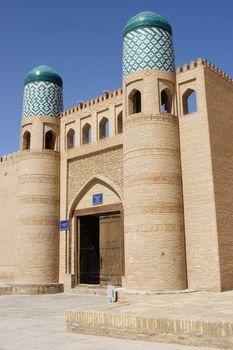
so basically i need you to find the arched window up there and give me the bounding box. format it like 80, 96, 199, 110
117, 111, 123, 134
67, 128, 75, 149
22, 131, 31, 150
161, 88, 172, 113
182, 89, 197, 115
128, 89, 141, 115
45, 130, 56, 150
82, 123, 91, 145
99, 117, 109, 139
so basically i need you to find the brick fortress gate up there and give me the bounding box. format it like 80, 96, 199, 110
1, 11, 233, 294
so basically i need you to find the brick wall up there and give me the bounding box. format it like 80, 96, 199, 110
0, 154, 19, 281
205, 67, 233, 290
177, 63, 221, 291
15, 150, 60, 284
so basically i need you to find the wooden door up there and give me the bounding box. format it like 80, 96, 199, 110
99, 212, 123, 286
79, 216, 100, 284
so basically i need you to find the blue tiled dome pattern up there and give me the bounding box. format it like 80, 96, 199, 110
123, 27, 175, 77
23, 81, 63, 118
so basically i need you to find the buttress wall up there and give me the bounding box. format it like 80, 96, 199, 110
177, 61, 221, 291
205, 65, 233, 291
0, 154, 19, 281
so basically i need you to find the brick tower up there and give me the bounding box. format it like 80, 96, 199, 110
122, 12, 187, 290
15, 66, 63, 292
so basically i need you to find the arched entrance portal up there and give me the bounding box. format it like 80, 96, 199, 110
69, 177, 124, 286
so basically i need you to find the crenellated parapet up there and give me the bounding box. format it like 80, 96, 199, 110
60, 88, 123, 117
176, 58, 205, 74
0, 152, 19, 164
204, 59, 233, 83
176, 58, 233, 84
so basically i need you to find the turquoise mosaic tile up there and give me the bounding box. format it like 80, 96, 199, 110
123, 27, 175, 76
23, 81, 63, 118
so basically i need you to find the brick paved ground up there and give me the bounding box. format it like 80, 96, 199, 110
0, 292, 219, 350
67, 289, 233, 348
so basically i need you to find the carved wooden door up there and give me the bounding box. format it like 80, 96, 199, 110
99, 212, 123, 286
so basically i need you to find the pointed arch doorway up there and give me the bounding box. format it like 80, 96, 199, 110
70, 177, 124, 287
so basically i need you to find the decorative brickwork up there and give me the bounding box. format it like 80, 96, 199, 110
68, 146, 123, 211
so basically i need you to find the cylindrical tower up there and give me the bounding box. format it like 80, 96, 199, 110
15, 66, 63, 290
122, 12, 187, 291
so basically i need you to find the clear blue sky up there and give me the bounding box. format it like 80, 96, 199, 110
1, 0, 233, 155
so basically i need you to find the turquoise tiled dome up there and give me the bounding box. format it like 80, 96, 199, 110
24, 65, 63, 88
123, 11, 172, 37
23, 65, 63, 118
123, 11, 175, 76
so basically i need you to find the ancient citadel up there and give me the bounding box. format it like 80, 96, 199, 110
1, 11, 233, 294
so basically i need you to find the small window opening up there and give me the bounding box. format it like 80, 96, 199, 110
45, 130, 56, 150
183, 89, 197, 115
117, 111, 123, 134
67, 128, 75, 149
161, 89, 172, 113
22, 131, 31, 150
99, 117, 109, 139
82, 123, 91, 145
129, 89, 141, 115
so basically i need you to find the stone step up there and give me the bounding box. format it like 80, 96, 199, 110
70, 284, 107, 296
0, 286, 12, 295
0, 283, 64, 295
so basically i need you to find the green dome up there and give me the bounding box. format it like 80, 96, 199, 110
24, 65, 63, 88
123, 11, 172, 36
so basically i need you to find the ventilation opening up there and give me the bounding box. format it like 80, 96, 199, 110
82, 123, 91, 145
128, 90, 141, 115
67, 128, 75, 149
117, 111, 123, 134
45, 130, 56, 150
99, 117, 109, 139
183, 89, 197, 115
22, 131, 31, 150
161, 89, 172, 113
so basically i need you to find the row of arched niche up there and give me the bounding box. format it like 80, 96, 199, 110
128, 87, 197, 115
22, 112, 123, 151
22, 130, 57, 151
22, 87, 197, 151
66, 112, 123, 150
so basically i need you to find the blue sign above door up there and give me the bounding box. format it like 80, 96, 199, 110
93, 193, 103, 205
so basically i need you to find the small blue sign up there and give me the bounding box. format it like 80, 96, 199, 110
93, 193, 103, 205
60, 220, 69, 231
